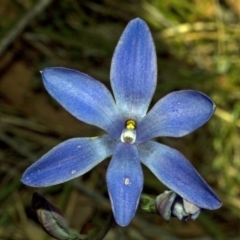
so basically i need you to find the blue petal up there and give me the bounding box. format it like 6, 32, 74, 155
138, 141, 222, 209
22, 135, 116, 187
137, 90, 216, 142
110, 18, 157, 121
106, 143, 143, 226
42, 67, 124, 139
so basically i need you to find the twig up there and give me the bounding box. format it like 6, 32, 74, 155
0, 0, 53, 57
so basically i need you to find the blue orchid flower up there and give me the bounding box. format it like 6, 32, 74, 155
22, 18, 222, 226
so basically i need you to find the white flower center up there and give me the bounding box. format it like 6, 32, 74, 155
120, 119, 137, 144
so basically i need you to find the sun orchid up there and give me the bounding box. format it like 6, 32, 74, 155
22, 18, 222, 226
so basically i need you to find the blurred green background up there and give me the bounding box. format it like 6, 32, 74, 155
0, 0, 240, 239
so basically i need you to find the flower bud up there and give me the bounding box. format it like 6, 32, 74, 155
32, 192, 70, 240
155, 190, 177, 221
155, 190, 201, 221
172, 197, 200, 221
32, 193, 88, 240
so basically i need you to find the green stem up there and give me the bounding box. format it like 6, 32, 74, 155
91, 213, 115, 240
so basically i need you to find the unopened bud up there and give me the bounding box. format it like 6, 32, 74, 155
32, 192, 70, 240
172, 197, 201, 221
155, 190, 201, 221
155, 190, 177, 221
